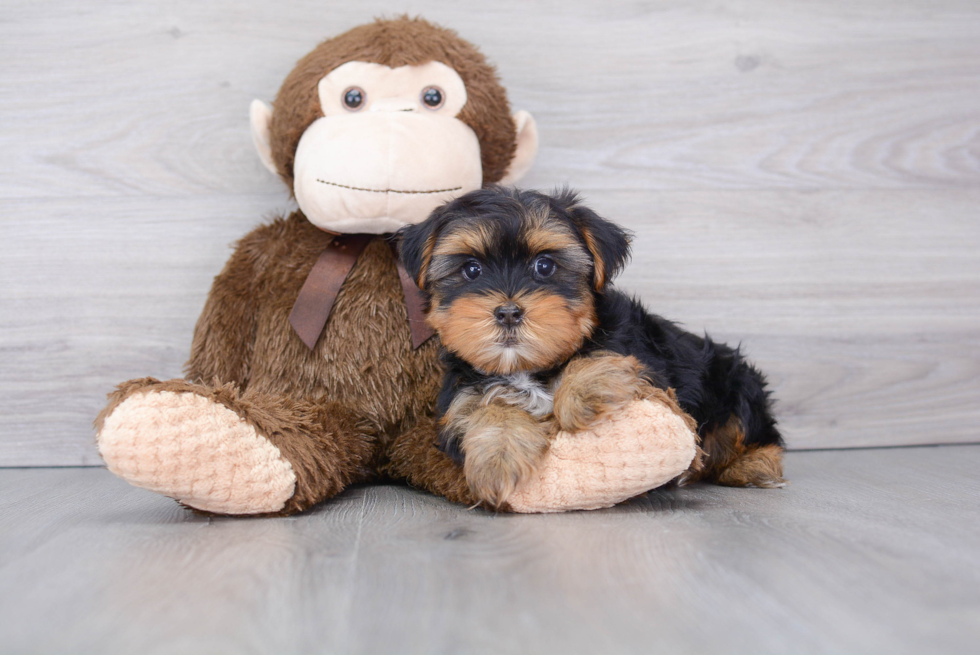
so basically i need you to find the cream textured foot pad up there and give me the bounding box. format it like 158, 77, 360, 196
507, 398, 698, 513
98, 390, 296, 514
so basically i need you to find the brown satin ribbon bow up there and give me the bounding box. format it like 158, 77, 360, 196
288, 234, 435, 350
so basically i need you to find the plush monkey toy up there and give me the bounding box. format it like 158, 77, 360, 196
94, 17, 699, 515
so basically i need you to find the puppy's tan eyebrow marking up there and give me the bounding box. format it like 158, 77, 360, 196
523, 225, 581, 255
432, 225, 493, 257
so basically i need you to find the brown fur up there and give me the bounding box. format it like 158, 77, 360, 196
522, 219, 594, 276
187, 220, 440, 428
553, 352, 654, 433
523, 227, 582, 257
100, 213, 472, 514
437, 387, 483, 441
431, 225, 492, 259
421, 216, 597, 376
517, 291, 596, 370
579, 228, 607, 291
414, 231, 439, 289
97, 20, 528, 515
715, 445, 785, 488
681, 416, 784, 488
427, 292, 503, 372
428, 288, 596, 375
457, 400, 553, 509
382, 416, 477, 506
268, 17, 517, 189
552, 352, 705, 477
97, 376, 378, 515
437, 384, 555, 508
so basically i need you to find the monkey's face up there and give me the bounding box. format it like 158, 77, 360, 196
269, 61, 485, 234
400, 189, 633, 375
294, 62, 483, 234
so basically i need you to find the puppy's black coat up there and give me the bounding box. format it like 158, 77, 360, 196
399, 186, 784, 487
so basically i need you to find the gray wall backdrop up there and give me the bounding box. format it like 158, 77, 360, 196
2, 1, 979, 465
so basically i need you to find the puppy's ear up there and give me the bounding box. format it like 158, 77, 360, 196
397, 204, 454, 291
553, 189, 632, 291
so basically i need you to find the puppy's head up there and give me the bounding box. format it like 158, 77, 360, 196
399, 186, 631, 375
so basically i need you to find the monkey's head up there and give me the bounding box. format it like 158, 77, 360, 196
250, 17, 538, 235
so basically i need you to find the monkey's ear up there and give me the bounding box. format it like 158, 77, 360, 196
498, 111, 538, 186
555, 190, 632, 292
397, 206, 453, 292
250, 99, 278, 176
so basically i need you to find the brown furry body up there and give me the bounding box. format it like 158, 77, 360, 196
97, 213, 474, 514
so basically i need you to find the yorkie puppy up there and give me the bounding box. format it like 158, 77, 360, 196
398, 187, 784, 508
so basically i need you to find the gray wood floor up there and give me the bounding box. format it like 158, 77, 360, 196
3, 1, 980, 465
2, 446, 978, 654
4, 6, 977, 651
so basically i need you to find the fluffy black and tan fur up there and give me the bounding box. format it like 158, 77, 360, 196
399, 186, 785, 507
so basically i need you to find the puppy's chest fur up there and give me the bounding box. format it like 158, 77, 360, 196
479, 372, 556, 418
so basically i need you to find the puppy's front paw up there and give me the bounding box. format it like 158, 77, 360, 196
461, 407, 552, 509
553, 352, 654, 433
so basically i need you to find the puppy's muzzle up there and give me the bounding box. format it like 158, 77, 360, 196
494, 303, 524, 327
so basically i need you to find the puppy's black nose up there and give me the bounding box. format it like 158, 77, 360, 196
494, 303, 524, 327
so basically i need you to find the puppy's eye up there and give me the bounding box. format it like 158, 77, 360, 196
462, 259, 482, 281
421, 86, 445, 109
342, 87, 365, 110
534, 256, 556, 278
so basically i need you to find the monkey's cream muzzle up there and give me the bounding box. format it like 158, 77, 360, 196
293, 111, 482, 234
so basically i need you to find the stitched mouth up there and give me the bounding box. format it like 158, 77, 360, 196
316, 179, 462, 195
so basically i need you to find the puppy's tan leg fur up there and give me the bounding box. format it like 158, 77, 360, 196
681, 417, 785, 488
553, 352, 654, 433
716, 445, 785, 488
460, 402, 552, 509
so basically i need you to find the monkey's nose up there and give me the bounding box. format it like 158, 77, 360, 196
494, 303, 524, 327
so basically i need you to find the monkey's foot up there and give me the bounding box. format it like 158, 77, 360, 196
97, 382, 296, 515
507, 392, 699, 513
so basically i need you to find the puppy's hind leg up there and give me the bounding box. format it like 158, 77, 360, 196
683, 417, 785, 488
716, 445, 785, 488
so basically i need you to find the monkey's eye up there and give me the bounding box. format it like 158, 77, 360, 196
342, 87, 365, 111
461, 259, 482, 281
534, 256, 557, 278
421, 86, 445, 109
